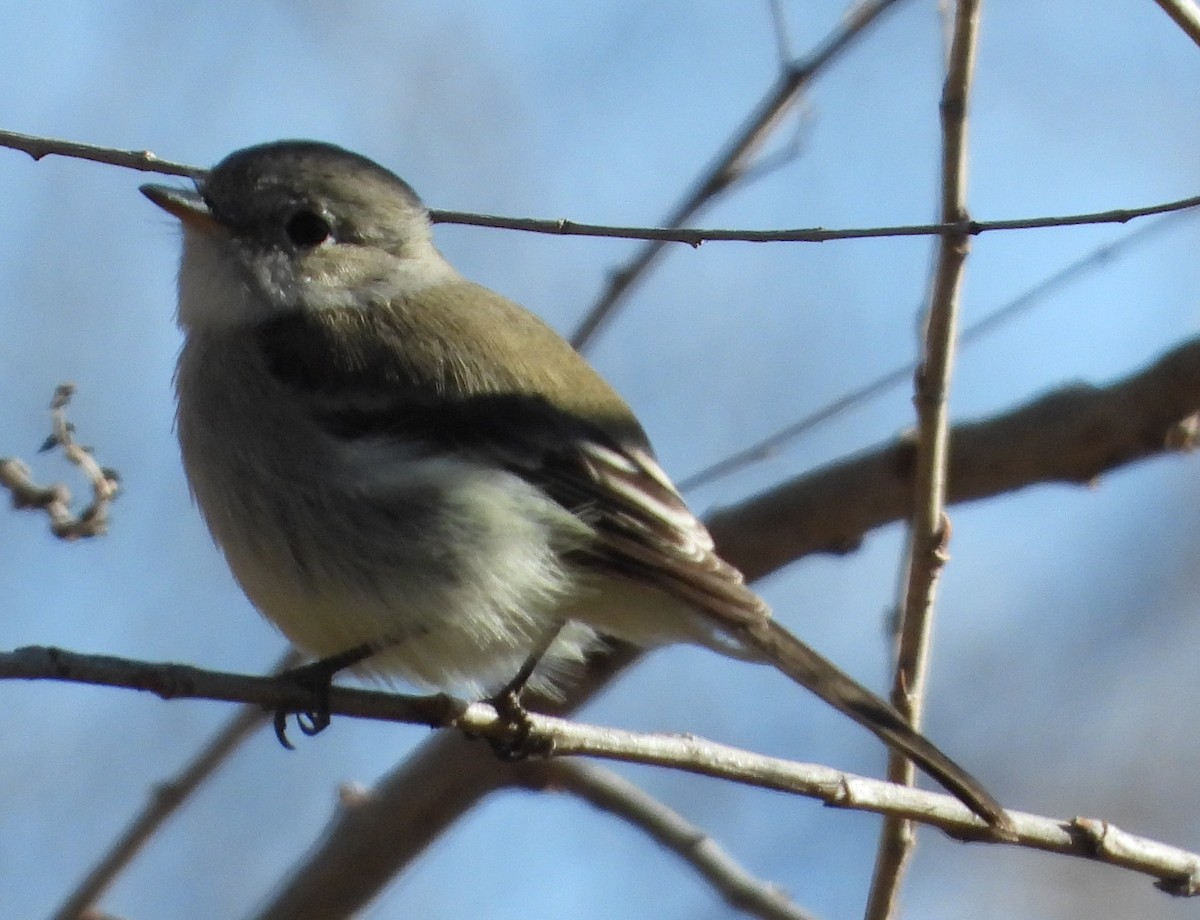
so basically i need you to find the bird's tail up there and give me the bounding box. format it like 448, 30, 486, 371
737, 616, 1009, 828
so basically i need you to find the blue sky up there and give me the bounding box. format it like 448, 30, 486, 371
2, 3, 1199, 919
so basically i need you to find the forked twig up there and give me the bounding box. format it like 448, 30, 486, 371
1, 384, 120, 540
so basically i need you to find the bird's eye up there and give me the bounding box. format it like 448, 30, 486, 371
285, 210, 332, 248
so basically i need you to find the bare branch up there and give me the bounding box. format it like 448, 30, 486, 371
248, 646, 637, 920
1, 385, 120, 540
567, 0, 908, 350
3, 127, 1196, 247
518, 761, 817, 920
0, 645, 1007, 831
711, 334, 1200, 582
1151, 0, 1200, 46
0, 128, 202, 177
6, 645, 1199, 907
251, 730, 1200, 920
49, 650, 302, 920
0, 645, 465, 728
867, 1, 983, 912
431, 192, 1200, 246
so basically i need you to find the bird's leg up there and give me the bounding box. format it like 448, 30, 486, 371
273, 642, 376, 749
486, 624, 564, 760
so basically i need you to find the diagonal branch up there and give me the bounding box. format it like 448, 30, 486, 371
49, 650, 301, 920
517, 761, 817, 920
251, 738, 1200, 920
710, 334, 1200, 580
1151, 0, 1200, 46
567, 0, 907, 349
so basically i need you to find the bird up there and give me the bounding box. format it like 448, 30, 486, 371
140, 139, 1006, 826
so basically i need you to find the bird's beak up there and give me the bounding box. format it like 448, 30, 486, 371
140, 183, 221, 234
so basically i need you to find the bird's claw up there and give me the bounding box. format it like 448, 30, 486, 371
271, 655, 351, 749
486, 687, 551, 761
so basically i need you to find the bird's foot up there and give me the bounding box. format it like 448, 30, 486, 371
272, 644, 374, 749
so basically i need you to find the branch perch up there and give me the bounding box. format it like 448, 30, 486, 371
3, 645, 1199, 901
0, 644, 1009, 830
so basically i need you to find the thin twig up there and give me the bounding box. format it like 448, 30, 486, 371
3, 128, 1197, 246
49, 650, 302, 920
567, 0, 908, 350
766, 0, 794, 67
0, 128, 202, 177
518, 760, 816, 920
1151, 0, 1200, 46
1, 384, 120, 540
431, 192, 1200, 245
866, 3, 983, 915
